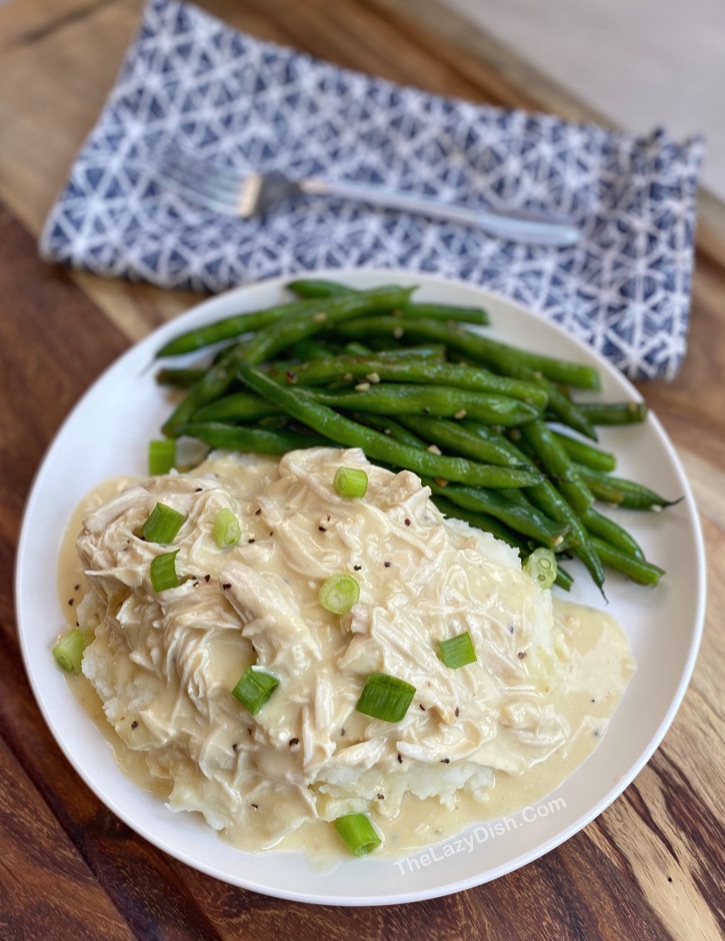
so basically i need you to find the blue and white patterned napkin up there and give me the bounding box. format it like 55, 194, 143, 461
40, 0, 704, 380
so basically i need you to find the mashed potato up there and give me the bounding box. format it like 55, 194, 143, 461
73, 447, 632, 854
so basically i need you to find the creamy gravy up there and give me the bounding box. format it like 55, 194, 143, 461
57, 457, 634, 865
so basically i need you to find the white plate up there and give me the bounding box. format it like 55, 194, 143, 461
16, 270, 705, 905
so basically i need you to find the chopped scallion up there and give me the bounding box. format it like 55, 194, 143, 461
140, 502, 186, 544
524, 547, 557, 590
232, 667, 279, 714
319, 574, 360, 614
148, 439, 176, 475
52, 628, 87, 674
150, 549, 180, 591
333, 466, 369, 498
439, 631, 477, 669
355, 673, 416, 722
334, 813, 382, 857
213, 507, 241, 548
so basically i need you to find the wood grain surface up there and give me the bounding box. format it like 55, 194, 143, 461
0, 1, 723, 938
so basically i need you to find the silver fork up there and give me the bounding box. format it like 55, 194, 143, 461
155, 143, 580, 247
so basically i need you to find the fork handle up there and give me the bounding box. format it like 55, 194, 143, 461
300, 178, 579, 247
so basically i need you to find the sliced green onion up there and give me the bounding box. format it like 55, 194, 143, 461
319, 574, 360, 614
140, 502, 186, 544
232, 667, 279, 714
334, 813, 382, 857
150, 549, 180, 591
355, 673, 416, 722
52, 628, 87, 673
524, 547, 558, 590
213, 507, 241, 548
333, 466, 369, 498
148, 439, 176, 475
439, 631, 477, 669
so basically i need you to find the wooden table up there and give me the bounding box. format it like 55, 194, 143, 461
1, 1, 723, 938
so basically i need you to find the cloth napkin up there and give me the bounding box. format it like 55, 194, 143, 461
39, 0, 704, 381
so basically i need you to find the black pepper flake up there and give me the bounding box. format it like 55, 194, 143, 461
518, 651, 526, 659
131, 720, 138, 730
455, 707, 460, 718
397, 753, 403, 764
340, 728, 346, 737
319, 526, 327, 532
248, 538, 255, 544
204, 574, 211, 582
232, 743, 239, 753
326, 514, 331, 521
247, 727, 253, 735
195, 487, 203, 493
441, 758, 450, 764
353, 564, 362, 571
255, 508, 261, 516
222, 583, 232, 590
377, 793, 385, 800
593, 730, 600, 737
75, 621, 79, 627
74, 584, 80, 591
384, 561, 391, 568
509, 625, 515, 634
591, 698, 596, 703
419, 704, 426, 711
404, 518, 411, 526
67, 599, 73, 606
193, 580, 200, 588
289, 737, 300, 747
269, 531, 273, 537
251, 803, 259, 810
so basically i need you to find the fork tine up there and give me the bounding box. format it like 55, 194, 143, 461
156, 151, 243, 215
162, 141, 244, 188
157, 170, 240, 216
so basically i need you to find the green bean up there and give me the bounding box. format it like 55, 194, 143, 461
287, 278, 490, 325
193, 392, 281, 423
576, 402, 648, 425
287, 278, 353, 298
175, 422, 331, 453
426, 480, 569, 549
333, 318, 597, 437
157, 297, 322, 357
286, 338, 340, 360
157, 284, 408, 358
335, 317, 600, 391
162, 286, 414, 437
350, 413, 428, 449
494, 430, 604, 587
582, 507, 644, 560
268, 354, 548, 407
237, 365, 543, 488
520, 420, 594, 516
553, 431, 616, 472
525, 480, 605, 591
343, 341, 374, 357
270, 347, 447, 385
574, 465, 681, 510
398, 416, 529, 468
573, 468, 626, 505
307, 384, 541, 426
589, 537, 664, 586
155, 367, 208, 389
